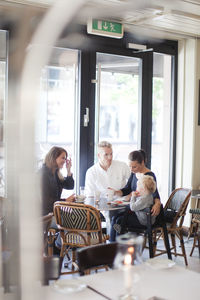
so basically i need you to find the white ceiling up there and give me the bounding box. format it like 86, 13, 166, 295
1, 0, 200, 40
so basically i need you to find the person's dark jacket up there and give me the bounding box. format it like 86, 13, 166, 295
121, 171, 160, 200
40, 164, 74, 215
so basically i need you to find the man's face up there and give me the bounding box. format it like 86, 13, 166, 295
98, 147, 113, 170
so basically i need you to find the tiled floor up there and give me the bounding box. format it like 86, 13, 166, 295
59, 235, 200, 279
142, 236, 200, 273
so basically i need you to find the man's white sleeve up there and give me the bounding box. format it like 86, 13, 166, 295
85, 169, 96, 197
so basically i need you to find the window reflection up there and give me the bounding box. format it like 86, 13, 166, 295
151, 53, 172, 202
96, 53, 141, 162
0, 50, 6, 198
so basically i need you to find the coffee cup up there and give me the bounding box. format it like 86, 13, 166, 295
76, 195, 86, 203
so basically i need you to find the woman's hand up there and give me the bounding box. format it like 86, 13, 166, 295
66, 157, 72, 176
125, 193, 132, 201
65, 194, 75, 202
111, 188, 123, 197
151, 199, 161, 216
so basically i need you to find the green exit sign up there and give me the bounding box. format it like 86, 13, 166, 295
87, 19, 124, 39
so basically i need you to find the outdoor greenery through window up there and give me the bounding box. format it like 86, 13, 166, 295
96, 52, 141, 163
36, 47, 80, 195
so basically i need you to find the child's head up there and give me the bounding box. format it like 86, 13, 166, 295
136, 174, 156, 196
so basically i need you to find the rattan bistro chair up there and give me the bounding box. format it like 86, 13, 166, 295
42, 213, 63, 284
189, 208, 200, 257
122, 204, 172, 260
42, 212, 53, 256
53, 201, 109, 274
155, 188, 191, 265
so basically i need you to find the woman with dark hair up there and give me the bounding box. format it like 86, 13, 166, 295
40, 146, 75, 251
40, 146, 75, 216
109, 149, 161, 241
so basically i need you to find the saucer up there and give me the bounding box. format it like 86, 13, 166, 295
145, 258, 175, 270
52, 278, 86, 294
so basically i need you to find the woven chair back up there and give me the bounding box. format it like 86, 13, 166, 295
165, 188, 191, 227
54, 201, 101, 233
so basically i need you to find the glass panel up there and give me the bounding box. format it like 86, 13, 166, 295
151, 53, 172, 203
0, 61, 6, 198
36, 47, 80, 195
96, 53, 141, 163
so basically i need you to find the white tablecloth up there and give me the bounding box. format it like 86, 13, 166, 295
3, 260, 199, 300
78, 260, 200, 300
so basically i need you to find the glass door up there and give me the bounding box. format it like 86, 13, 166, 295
151, 53, 172, 203
36, 47, 80, 195
95, 53, 142, 163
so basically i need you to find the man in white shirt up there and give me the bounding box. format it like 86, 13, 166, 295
85, 141, 130, 198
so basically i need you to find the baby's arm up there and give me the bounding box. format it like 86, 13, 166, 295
130, 194, 153, 212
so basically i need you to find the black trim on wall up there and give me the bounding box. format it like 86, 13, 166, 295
169, 54, 178, 193
60, 24, 178, 56
79, 50, 96, 186
140, 52, 153, 169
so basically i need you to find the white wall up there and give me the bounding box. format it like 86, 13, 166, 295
176, 38, 200, 226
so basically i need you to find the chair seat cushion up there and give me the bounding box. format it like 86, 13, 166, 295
164, 209, 177, 223
63, 232, 109, 247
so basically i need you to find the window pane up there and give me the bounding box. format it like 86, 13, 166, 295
0, 61, 6, 197
36, 48, 80, 195
96, 53, 141, 163
151, 53, 172, 203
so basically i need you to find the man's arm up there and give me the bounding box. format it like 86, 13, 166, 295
85, 169, 96, 197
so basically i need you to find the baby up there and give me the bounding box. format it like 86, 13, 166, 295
130, 174, 157, 225
113, 174, 157, 235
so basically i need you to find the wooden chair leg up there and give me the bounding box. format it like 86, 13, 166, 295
162, 226, 172, 260
60, 245, 65, 257
147, 229, 154, 258
171, 233, 176, 256
71, 249, 76, 271
190, 235, 197, 257
179, 232, 188, 266
142, 235, 147, 252
47, 229, 57, 256
152, 231, 158, 256
47, 241, 54, 256
198, 233, 200, 257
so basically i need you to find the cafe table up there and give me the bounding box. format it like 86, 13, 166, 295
11, 258, 197, 300
76, 258, 200, 300
3, 258, 199, 300
0, 284, 105, 300
84, 196, 129, 211
84, 196, 129, 234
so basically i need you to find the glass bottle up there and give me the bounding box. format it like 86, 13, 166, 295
114, 232, 144, 300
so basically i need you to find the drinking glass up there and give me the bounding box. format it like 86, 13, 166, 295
79, 186, 85, 196
107, 188, 114, 201
114, 233, 143, 300
94, 190, 101, 201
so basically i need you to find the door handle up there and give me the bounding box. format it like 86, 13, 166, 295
84, 107, 89, 127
